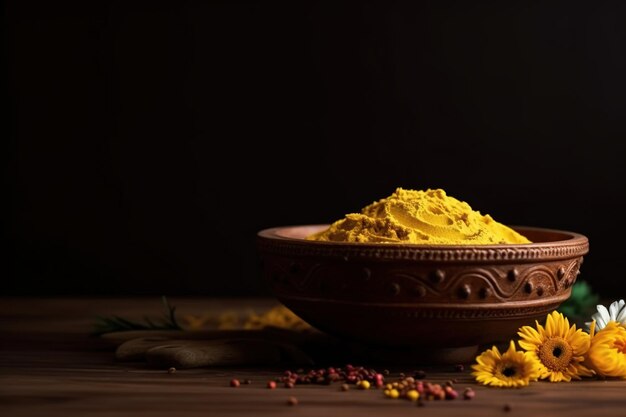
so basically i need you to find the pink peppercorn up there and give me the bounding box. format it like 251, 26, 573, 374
415, 381, 424, 393
464, 388, 476, 400
267, 381, 277, 389
444, 386, 458, 400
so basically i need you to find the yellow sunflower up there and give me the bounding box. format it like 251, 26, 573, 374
585, 321, 626, 378
472, 340, 541, 387
517, 311, 593, 382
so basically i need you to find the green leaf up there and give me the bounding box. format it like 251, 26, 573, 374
558, 281, 599, 322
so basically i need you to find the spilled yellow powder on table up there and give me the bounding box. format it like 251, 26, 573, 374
242, 305, 311, 331
308, 188, 530, 245
182, 305, 310, 331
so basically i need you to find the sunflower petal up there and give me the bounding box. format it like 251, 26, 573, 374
569, 329, 590, 355
589, 320, 596, 338
518, 325, 543, 347
576, 362, 594, 378
545, 312, 556, 335
505, 340, 517, 355
560, 312, 571, 337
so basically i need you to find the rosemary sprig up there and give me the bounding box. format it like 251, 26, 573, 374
92, 296, 182, 336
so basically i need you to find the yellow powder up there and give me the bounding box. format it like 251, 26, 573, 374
308, 188, 531, 245
182, 305, 310, 331
242, 305, 311, 331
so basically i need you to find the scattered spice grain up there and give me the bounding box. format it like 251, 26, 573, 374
463, 388, 475, 400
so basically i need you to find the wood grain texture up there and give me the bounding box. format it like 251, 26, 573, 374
1, 297, 625, 417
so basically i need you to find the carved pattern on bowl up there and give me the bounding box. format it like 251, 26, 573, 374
263, 256, 582, 304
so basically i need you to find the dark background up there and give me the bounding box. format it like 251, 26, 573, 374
4, 1, 625, 297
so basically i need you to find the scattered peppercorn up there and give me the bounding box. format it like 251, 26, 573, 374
261, 365, 473, 407
230, 379, 240, 388
382, 375, 465, 403
504, 404, 512, 412
455, 364, 465, 372
406, 390, 419, 401
287, 396, 298, 406
276, 364, 385, 388
357, 380, 371, 390
167, 367, 176, 374
385, 388, 400, 399
444, 386, 458, 400
243, 379, 252, 385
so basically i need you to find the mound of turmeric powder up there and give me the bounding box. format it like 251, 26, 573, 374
307, 188, 530, 245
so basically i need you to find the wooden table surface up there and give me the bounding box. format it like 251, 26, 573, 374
1, 297, 625, 417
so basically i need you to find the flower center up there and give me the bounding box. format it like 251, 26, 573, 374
538, 337, 573, 371
614, 338, 626, 354
496, 362, 518, 379
502, 366, 516, 377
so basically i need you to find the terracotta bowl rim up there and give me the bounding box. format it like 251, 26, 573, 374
257, 224, 588, 249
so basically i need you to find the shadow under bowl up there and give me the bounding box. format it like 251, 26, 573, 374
257, 225, 588, 356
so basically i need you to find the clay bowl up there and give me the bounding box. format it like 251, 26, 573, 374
257, 225, 588, 356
